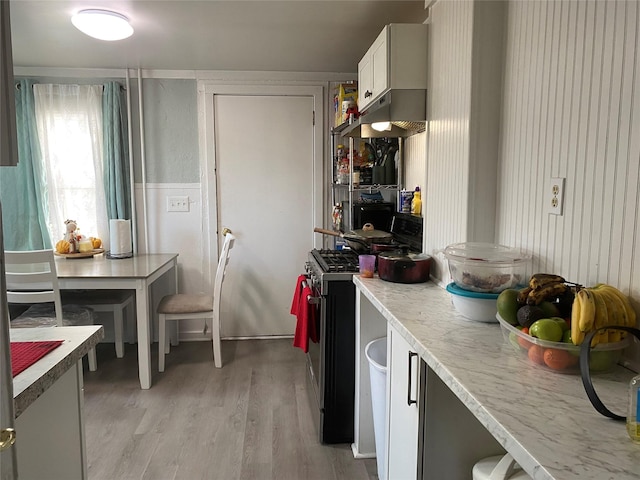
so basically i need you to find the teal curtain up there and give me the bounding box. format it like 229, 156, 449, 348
0, 79, 51, 250
102, 82, 131, 220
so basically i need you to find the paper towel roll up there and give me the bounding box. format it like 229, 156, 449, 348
109, 219, 132, 256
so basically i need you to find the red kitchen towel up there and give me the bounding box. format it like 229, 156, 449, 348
10, 341, 64, 377
293, 285, 318, 353
290, 274, 307, 315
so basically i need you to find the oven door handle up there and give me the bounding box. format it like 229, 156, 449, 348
302, 279, 321, 304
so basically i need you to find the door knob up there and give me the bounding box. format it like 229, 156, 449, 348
0, 428, 16, 451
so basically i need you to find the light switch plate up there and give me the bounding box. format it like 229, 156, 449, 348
167, 195, 189, 212
547, 177, 565, 215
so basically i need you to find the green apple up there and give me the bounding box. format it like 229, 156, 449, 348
529, 318, 564, 342
549, 317, 570, 332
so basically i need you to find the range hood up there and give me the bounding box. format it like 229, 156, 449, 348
340, 89, 426, 138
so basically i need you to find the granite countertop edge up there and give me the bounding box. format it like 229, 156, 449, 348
353, 275, 639, 480
12, 326, 104, 417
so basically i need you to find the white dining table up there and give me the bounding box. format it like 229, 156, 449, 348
54, 253, 178, 389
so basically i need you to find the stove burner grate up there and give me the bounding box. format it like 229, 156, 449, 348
312, 249, 360, 273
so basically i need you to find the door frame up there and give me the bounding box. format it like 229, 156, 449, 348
197, 82, 325, 291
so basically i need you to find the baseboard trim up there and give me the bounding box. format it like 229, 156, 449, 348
177, 332, 294, 342
351, 443, 376, 459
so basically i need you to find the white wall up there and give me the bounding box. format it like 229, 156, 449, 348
425, 0, 640, 369
403, 131, 427, 194
497, 0, 640, 369
422, 0, 476, 281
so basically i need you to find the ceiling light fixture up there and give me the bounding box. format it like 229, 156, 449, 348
71, 9, 133, 41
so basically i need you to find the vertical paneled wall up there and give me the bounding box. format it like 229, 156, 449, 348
497, 0, 640, 294
403, 131, 427, 193
497, 0, 640, 368
424, 0, 474, 280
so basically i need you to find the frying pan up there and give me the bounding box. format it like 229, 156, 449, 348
314, 223, 393, 252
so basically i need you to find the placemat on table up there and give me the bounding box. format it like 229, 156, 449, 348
10, 341, 64, 377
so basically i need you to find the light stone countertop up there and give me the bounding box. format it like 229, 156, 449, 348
353, 276, 640, 480
10, 325, 104, 417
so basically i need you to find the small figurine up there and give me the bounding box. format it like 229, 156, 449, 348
63, 219, 79, 253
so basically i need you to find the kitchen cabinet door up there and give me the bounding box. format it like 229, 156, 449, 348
386, 323, 421, 480
358, 27, 386, 112
357, 24, 428, 114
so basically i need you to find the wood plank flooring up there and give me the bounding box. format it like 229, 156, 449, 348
83, 339, 377, 480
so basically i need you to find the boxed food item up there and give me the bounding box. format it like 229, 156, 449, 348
334, 82, 358, 127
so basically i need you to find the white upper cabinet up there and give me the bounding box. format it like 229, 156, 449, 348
357, 24, 428, 113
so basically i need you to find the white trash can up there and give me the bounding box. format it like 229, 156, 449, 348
365, 337, 387, 480
472, 453, 532, 480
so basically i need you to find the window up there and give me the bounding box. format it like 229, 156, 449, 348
33, 84, 109, 244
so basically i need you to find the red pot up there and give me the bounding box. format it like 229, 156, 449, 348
377, 250, 432, 284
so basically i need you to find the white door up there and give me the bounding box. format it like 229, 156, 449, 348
202, 85, 323, 338
0, 206, 18, 479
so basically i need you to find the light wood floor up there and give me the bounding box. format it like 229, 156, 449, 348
83, 339, 377, 480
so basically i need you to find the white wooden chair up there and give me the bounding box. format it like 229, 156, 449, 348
157, 230, 235, 371
61, 289, 135, 358
5, 249, 98, 371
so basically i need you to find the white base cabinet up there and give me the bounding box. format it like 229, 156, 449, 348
385, 323, 421, 480
15, 362, 87, 480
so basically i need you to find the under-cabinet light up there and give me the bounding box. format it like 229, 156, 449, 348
371, 122, 392, 132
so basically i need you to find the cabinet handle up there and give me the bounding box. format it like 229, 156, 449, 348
407, 351, 418, 406
364, 90, 372, 98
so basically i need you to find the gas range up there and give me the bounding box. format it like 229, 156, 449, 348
306, 249, 359, 294
300, 214, 422, 445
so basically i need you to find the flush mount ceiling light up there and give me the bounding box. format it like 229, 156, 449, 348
71, 9, 133, 41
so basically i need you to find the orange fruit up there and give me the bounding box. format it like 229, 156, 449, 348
90, 237, 102, 249
543, 348, 573, 371
517, 327, 533, 350
527, 345, 546, 365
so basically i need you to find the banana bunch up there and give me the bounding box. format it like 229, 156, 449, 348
570, 284, 637, 346
518, 273, 568, 305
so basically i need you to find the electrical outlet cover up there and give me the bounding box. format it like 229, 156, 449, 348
547, 177, 565, 215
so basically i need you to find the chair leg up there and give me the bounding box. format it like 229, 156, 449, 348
170, 321, 179, 347
87, 347, 97, 372
158, 313, 166, 372
114, 307, 124, 358
212, 316, 222, 368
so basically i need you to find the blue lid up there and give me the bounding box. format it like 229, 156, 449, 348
446, 282, 500, 299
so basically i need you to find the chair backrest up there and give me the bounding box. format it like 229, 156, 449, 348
213, 232, 235, 316
4, 249, 63, 325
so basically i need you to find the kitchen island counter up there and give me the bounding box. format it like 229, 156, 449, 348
10, 325, 104, 480
353, 276, 638, 480
12, 325, 103, 416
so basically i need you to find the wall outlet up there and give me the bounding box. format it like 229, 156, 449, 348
547, 177, 565, 215
167, 195, 190, 212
